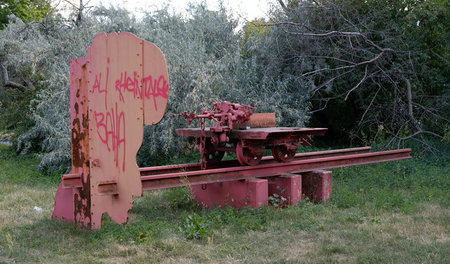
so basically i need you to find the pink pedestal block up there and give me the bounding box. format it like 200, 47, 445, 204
52, 183, 75, 222
190, 178, 268, 209
302, 170, 332, 202
191, 170, 332, 210
268, 174, 302, 207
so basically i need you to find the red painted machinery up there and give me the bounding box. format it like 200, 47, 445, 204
174, 101, 328, 168
52, 32, 412, 229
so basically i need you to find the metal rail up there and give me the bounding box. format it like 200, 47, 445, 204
140, 148, 411, 191
62, 147, 411, 193
139, 146, 372, 175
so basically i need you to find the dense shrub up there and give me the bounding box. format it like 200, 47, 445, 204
1, 4, 310, 171
259, 0, 449, 147
5, 1, 446, 172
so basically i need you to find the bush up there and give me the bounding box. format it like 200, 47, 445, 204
1, 3, 311, 172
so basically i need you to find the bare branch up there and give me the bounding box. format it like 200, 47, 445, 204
278, 0, 288, 12
265, 20, 395, 54
412, 103, 449, 123
302, 50, 386, 77
310, 98, 329, 113
63, 0, 93, 27
391, 129, 443, 141
290, 30, 364, 38
1, 62, 27, 92
405, 78, 414, 120
345, 65, 368, 101
358, 85, 382, 127
62, 0, 78, 9
293, 54, 356, 65
311, 68, 355, 94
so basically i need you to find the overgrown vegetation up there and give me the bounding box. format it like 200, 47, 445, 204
0, 1, 448, 172
261, 0, 449, 148
0, 144, 448, 262
0, 2, 312, 171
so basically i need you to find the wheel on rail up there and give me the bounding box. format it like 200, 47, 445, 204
272, 145, 296, 162
236, 141, 263, 166
204, 139, 225, 164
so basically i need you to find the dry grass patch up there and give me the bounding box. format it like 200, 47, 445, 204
383, 204, 449, 245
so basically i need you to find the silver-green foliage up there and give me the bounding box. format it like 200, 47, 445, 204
136, 4, 310, 166
1, 3, 310, 171
1, 14, 104, 171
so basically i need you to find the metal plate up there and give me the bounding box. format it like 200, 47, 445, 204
176, 127, 328, 140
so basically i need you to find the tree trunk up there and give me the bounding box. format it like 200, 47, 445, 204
405, 78, 413, 119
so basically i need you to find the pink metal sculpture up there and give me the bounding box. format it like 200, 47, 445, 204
52, 32, 170, 228
53, 32, 412, 229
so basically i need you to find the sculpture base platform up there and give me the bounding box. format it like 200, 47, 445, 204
190, 170, 332, 209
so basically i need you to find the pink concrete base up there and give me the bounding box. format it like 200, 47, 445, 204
190, 178, 268, 209
191, 170, 332, 210
302, 170, 332, 202
268, 174, 302, 207
52, 183, 74, 222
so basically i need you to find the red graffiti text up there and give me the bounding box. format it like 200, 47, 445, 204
94, 102, 126, 171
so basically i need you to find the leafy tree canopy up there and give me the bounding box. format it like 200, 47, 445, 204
0, 0, 52, 29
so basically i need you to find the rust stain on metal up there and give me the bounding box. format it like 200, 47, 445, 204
72, 58, 93, 227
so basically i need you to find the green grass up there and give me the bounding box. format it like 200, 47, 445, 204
0, 144, 449, 263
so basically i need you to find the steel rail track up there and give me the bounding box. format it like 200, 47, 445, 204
140, 148, 411, 191
62, 147, 411, 193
